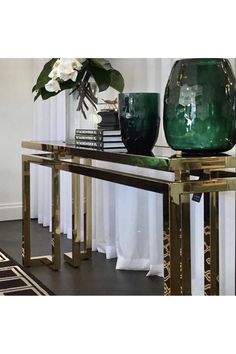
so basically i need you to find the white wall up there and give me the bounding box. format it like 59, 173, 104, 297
0, 59, 33, 221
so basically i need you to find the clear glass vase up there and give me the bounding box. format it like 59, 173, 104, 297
65, 85, 99, 144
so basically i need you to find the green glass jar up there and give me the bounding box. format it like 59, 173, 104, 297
163, 59, 236, 153
118, 93, 160, 155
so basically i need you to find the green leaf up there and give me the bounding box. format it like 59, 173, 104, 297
89, 58, 113, 71
40, 87, 59, 100
33, 90, 41, 101
34, 79, 78, 101
39, 80, 78, 100
89, 66, 111, 92
110, 69, 124, 92
34, 58, 58, 91
60, 79, 77, 91
74, 65, 87, 83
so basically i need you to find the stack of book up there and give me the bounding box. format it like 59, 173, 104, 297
75, 129, 125, 150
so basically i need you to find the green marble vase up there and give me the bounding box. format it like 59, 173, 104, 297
118, 93, 160, 155
163, 59, 236, 153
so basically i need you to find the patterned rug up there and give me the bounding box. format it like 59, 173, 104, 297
0, 249, 54, 295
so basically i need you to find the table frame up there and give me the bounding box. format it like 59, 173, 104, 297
22, 141, 236, 295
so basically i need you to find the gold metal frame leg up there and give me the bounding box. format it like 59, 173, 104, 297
22, 158, 54, 267
22, 158, 31, 266
81, 159, 92, 259
174, 171, 191, 295
210, 191, 219, 294
50, 167, 61, 270
163, 191, 171, 295
169, 185, 182, 295
181, 192, 191, 295
64, 173, 81, 267
64, 158, 92, 267
204, 192, 219, 295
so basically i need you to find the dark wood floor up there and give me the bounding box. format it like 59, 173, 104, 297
0, 220, 163, 295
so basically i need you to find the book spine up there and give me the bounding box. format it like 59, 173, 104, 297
75, 140, 124, 149
75, 136, 121, 142
75, 129, 100, 135
75, 140, 103, 147
76, 134, 121, 138
75, 129, 121, 136
76, 139, 122, 144
75, 144, 124, 150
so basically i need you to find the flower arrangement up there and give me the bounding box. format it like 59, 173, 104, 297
33, 58, 124, 119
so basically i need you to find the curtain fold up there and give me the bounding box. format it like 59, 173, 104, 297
31, 59, 72, 236
93, 59, 174, 277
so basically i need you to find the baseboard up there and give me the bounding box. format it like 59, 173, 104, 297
0, 202, 22, 221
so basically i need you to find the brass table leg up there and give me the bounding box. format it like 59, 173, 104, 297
168, 185, 182, 295
22, 157, 61, 270
210, 191, 219, 294
82, 159, 92, 259
64, 158, 92, 267
173, 172, 191, 295
22, 159, 31, 267
163, 191, 171, 295
50, 167, 61, 270
204, 191, 219, 295
180, 192, 191, 295
64, 173, 81, 267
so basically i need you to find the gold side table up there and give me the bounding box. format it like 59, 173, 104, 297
22, 141, 236, 295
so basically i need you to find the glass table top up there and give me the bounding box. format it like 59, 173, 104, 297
21, 141, 236, 172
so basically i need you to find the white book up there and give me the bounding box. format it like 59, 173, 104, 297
75, 135, 122, 143
75, 129, 121, 137
75, 140, 125, 149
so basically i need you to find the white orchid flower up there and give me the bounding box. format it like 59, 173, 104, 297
48, 67, 60, 80
60, 71, 78, 82
45, 79, 61, 93
48, 58, 83, 83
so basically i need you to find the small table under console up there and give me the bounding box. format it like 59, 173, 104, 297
21, 141, 236, 295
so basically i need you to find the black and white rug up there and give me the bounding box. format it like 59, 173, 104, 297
0, 249, 54, 295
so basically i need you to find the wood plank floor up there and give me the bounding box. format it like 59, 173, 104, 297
0, 220, 163, 295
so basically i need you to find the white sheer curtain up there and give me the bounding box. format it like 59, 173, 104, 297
93, 59, 175, 278
32, 58, 235, 295
31, 59, 72, 236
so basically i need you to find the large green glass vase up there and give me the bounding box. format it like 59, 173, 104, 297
163, 59, 236, 153
118, 93, 160, 155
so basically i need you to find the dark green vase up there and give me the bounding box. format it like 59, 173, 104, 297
163, 59, 236, 153
118, 93, 160, 155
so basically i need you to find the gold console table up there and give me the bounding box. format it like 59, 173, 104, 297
21, 141, 236, 295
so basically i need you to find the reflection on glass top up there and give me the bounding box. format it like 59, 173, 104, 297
65, 143, 235, 159
21, 140, 236, 173
23, 140, 236, 159
22, 140, 236, 172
